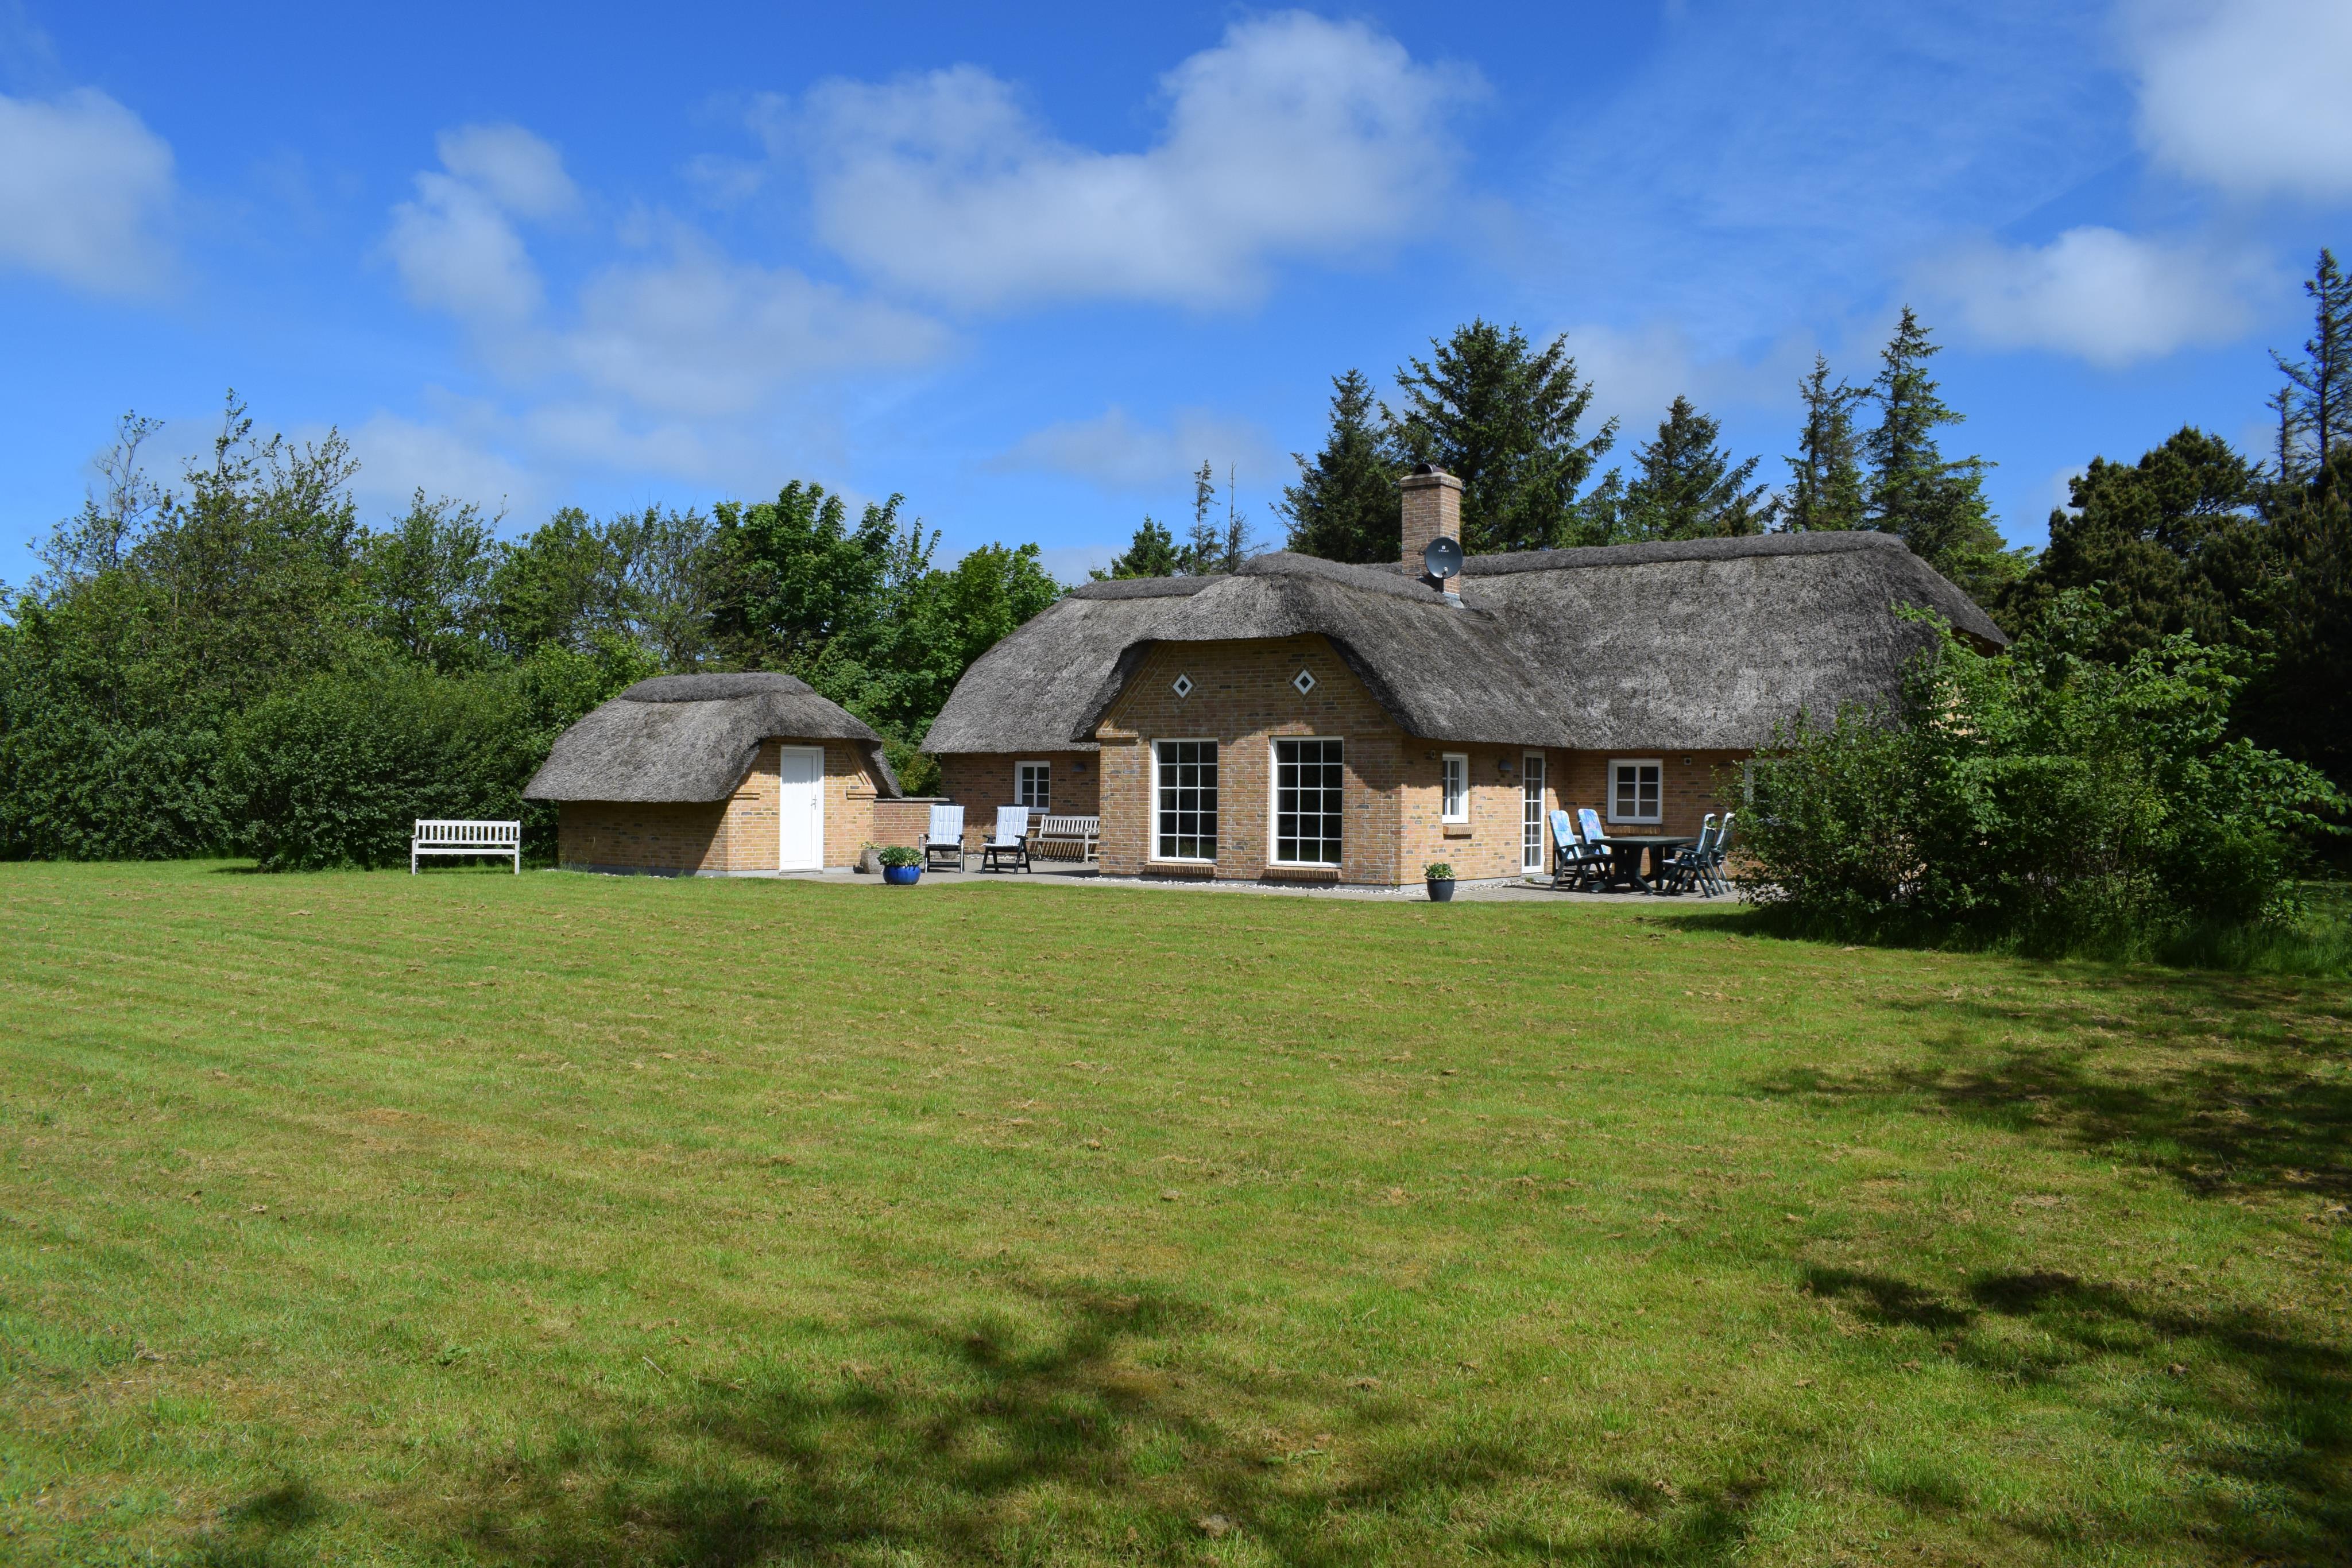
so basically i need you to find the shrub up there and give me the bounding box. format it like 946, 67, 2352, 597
222, 667, 537, 871
1740, 593, 2342, 955
876, 845, 923, 869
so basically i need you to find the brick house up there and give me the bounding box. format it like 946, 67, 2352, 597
525, 673, 902, 875
922, 466, 2006, 889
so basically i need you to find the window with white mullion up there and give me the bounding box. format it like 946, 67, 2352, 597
1521, 752, 1546, 872
1440, 753, 1469, 823
1273, 738, 1343, 865
1015, 760, 1050, 812
1153, 740, 1218, 860
1608, 758, 1663, 823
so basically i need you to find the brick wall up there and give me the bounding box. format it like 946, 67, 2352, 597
1396, 742, 1570, 882
557, 735, 881, 874
1092, 635, 1418, 885
1550, 749, 1748, 839
871, 797, 949, 848
934, 750, 1102, 842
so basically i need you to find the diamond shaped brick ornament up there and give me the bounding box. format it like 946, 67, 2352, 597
1172, 673, 1193, 698
1292, 669, 1316, 695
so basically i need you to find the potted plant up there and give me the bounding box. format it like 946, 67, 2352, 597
1423, 861, 1456, 902
878, 845, 924, 885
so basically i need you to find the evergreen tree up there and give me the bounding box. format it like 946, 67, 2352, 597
2272, 248, 2352, 478
1095, 516, 1183, 579
1218, 462, 1256, 572
1998, 427, 2266, 661
1613, 397, 1773, 540
1183, 459, 1223, 572
1388, 319, 1617, 554
1783, 355, 1869, 532
1863, 307, 2024, 603
1279, 369, 1402, 563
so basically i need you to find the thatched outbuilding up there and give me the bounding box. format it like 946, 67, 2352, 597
923, 469, 2005, 888
526, 673, 899, 875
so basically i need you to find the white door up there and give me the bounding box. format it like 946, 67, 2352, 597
1522, 753, 1546, 873
777, 747, 824, 870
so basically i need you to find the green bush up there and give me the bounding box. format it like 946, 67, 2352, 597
1741, 594, 2342, 956
222, 668, 536, 871
220, 637, 656, 873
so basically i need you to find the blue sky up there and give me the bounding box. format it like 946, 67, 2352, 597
3, 0, 2349, 589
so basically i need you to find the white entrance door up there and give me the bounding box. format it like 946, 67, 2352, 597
777, 747, 824, 870
1522, 752, 1547, 873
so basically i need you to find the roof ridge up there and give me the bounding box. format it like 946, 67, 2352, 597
1436, 530, 1909, 576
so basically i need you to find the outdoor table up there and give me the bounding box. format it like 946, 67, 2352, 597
1596, 833, 1699, 893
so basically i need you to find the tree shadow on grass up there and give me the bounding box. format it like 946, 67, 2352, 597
1798, 1264, 2352, 1561
1758, 966, 2352, 1199
435, 1275, 1544, 1567
187, 1478, 327, 1567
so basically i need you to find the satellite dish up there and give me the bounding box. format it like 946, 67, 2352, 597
1422, 535, 1464, 580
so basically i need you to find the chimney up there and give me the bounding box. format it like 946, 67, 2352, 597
1399, 463, 1463, 597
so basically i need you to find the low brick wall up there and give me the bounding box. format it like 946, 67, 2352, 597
871, 797, 947, 849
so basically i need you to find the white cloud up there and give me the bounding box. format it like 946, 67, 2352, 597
783, 11, 1482, 309
345, 408, 539, 517
1035, 544, 1116, 584
0, 88, 174, 295
1920, 226, 2265, 366
2126, 0, 2352, 202
992, 405, 1278, 493
379, 126, 952, 504
435, 123, 578, 219
386, 155, 555, 323
562, 233, 946, 418
1563, 321, 1818, 445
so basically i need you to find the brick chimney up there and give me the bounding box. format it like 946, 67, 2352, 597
1399, 463, 1463, 597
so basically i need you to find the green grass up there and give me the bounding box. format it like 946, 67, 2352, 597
2, 861, 2347, 1566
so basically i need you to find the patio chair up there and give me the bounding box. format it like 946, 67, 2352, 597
1550, 808, 1609, 890
1662, 814, 1717, 895
980, 806, 1032, 873
1700, 811, 1737, 896
922, 804, 966, 872
1575, 807, 1622, 891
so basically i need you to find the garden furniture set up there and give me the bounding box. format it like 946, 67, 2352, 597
1546, 808, 1733, 896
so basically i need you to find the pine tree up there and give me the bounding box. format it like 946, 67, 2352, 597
1863, 307, 2022, 603
2272, 248, 2352, 478
1218, 463, 1256, 572
1783, 355, 1869, 532
1388, 319, 1617, 554
1180, 459, 1222, 573
1279, 369, 1401, 563
1093, 516, 1182, 580
1615, 397, 1773, 540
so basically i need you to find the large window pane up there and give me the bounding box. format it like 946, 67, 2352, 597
1154, 740, 1218, 860
1274, 738, 1343, 865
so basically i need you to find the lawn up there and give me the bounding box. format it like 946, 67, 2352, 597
2, 861, 2347, 1567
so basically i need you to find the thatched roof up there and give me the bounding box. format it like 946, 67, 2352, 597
922, 531, 2008, 755
525, 672, 900, 803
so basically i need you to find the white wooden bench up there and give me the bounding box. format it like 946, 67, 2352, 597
1027, 814, 1100, 862
411, 819, 521, 874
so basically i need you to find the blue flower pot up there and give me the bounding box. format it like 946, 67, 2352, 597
883, 864, 922, 885
1426, 878, 1456, 903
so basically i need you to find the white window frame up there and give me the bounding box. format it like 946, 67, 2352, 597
1150, 738, 1218, 863
1015, 760, 1051, 812
1608, 757, 1664, 824
1440, 753, 1469, 823
1521, 752, 1547, 873
1268, 737, 1344, 868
